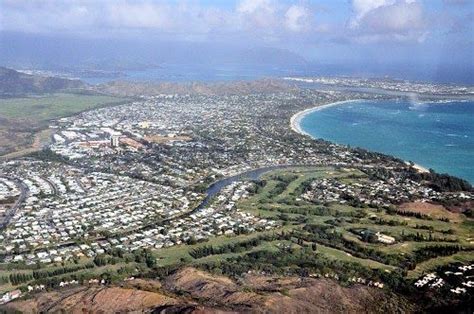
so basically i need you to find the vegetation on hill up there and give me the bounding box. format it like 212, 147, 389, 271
0, 67, 85, 96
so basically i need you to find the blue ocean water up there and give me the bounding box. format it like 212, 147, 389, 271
300, 99, 474, 183
80, 63, 311, 84
79, 63, 474, 85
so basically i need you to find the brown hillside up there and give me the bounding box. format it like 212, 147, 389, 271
1, 268, 414, 313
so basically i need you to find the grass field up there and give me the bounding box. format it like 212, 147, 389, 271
1, 129, 53, 159
407, 251, 474, 279
0, 92, 127, 157
153, 225, 294, 266
316, 244, 396, 271
236, 167, 473, 278
0, 93, 124, 122
0, 262, 138, 294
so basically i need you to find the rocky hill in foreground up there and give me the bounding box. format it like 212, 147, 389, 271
2, 267, 413, 313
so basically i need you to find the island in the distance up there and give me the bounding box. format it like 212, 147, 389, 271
0, 69, 472, 313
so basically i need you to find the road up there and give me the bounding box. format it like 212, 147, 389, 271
0, 178, 27, 230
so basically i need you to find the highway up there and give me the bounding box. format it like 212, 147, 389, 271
0, 178, 27, 230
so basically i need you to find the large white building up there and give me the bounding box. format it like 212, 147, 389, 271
110, 135, 120, 147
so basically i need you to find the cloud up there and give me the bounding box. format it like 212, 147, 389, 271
349, 0, 396, 28
443, 11, 474, 34
237, 0, 278, 30
360, 2, 425, 32
0, 0, 447, 46
442, 0, 471, 5
0, 1, 231, 35
0, 0, 99, 33
0, 0, 321, 39
105, 2, 175, 29
237, 0, 272, 14
285, 5, 311, 32
348, 0, 427, 42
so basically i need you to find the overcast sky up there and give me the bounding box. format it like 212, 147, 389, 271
0, 0, 473, 68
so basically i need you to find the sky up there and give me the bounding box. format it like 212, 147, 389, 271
0, 0, 473, 82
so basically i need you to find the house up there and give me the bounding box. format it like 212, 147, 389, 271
0, 289, 22, 304
375, 232, 395, 244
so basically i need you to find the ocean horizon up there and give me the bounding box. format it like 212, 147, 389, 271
299, 99, 474, 183
76, 63, 474, 85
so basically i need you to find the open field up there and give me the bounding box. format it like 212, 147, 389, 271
407, 251, 474, 279
399, 201, 462, 222
0, 93, 126, 156
153, 225, 295, 266
237, 167, 473, 276
0, 93, 123, 122
1, 128, 53, 159
316, 244, 396, 270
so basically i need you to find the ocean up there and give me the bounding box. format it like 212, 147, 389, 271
299, 99, 474, 183
78, 61, 474, 85
79, 63, 474, 85
79, 64, 311, 84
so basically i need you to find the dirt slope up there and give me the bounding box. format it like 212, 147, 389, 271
2, 286, 177, 313
164, 268, 413, 313
1, 267, 414, 313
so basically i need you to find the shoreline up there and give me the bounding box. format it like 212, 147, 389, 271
410, 163, 430, 173
289, 99, 431, 174
290, 99, 360, 136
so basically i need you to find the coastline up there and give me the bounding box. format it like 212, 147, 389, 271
290, 99, 431, 174
290, 99, 360, 136
411, 163, 430, 173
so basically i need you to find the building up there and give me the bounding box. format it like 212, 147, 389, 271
1, 289, 21, 304
375, 232, 395, 244
138, 121, 150, 129
111, 136, 120, 147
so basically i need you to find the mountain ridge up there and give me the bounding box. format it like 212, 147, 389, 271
0, 66, 85, 96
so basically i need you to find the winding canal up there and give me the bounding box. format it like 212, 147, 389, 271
195, 164, 309, 211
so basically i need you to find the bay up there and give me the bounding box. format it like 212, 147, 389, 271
300, 99, 474, 183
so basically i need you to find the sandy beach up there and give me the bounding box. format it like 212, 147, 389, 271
409, 163, 430, 173
290, 100, 360, 136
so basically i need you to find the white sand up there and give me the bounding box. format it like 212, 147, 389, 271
290, 100, 360, 136
410, 163, 430, 173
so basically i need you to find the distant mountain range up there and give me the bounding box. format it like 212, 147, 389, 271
0, 66, 85, 96
0, 66, 298, 97
0, 32, 308, 72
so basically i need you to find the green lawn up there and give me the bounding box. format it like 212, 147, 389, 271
154, 226, 294, 266
194, 240, 284, 264
407, 252, 474, 279
237, 166, 474, 279
274, 171, 323, 202
0, 262, 135, 294
316, 244, 396, 271
0, 93, 125, 122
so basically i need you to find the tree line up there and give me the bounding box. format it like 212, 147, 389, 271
189, 234, 286, 259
